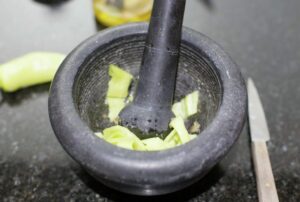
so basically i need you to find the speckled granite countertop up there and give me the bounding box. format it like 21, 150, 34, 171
0, 0, 299, 201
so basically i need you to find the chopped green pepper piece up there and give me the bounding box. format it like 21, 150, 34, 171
94, 132, 103, 138
106, 98, 126, 122
169, 117, 190, 144
172, 91, 199, 120
142, 137, 167, 151
102, 125, 146, 151
0, 52, 65, 92
107, 64, 133, 98
105, 64, 133, 122
115, 138, 137, 150
164, 129, 181, 147
190, 134, 197, 140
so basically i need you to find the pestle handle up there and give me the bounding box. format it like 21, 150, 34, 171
120, 0, 186, 134
134, 0, 186, 108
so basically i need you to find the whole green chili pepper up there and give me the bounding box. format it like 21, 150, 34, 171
0, 52, 65, 92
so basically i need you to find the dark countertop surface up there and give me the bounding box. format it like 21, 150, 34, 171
0, 0, 299, 201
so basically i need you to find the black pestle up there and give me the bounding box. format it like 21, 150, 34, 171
119, 0, 186, 136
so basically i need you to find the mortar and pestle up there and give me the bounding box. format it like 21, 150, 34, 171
49, 0, 247, 196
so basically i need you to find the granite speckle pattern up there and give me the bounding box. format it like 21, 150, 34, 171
0, 0, 299, 201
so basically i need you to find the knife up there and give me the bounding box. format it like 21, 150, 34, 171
247, 78, 279, 202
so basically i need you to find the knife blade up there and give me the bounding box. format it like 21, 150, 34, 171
248, 79, 270, 142
247, 78, 279, 202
